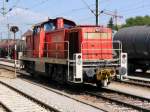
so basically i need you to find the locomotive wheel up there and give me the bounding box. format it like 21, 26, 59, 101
51, 65, 57, 81
64, 66, 74, 83
68, 67, 73, 81
142, 68, 147, 73
62, 67, 68, 83
24, 61, 35, 77
46, 64, 53, 79
57, 65, 64, 83
128, 63, 135, 73
52, 65, 66, 84
30, 73, 34, 77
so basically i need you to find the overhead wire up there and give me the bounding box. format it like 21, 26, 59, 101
115, 0, 149, 16
9, 0, 110, 25
11, 0, 21, 9
81, 0, 95, 15
115, 0, 144, 12
0, 0, 46, 34
7, 0, 148, 29
53, 0, 108, 17
0, 0, 107, 36
79, 0, 111, 23
23, 0, 50, 10
78, 16, 95, 22
121, 3, 150, 15
52, 4, 95, 17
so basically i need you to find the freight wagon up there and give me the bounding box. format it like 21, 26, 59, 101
114, 26, 150, 73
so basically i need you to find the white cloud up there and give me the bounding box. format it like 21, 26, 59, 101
0, 7, 48, 38
0, 7, 48, 27
8, 7, 47, 22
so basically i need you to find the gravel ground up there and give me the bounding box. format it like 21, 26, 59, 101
0, 77, 103, 112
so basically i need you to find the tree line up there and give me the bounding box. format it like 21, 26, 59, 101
107, 15, 150, 30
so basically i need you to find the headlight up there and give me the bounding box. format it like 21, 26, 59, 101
85, 69, 95, 77
119, 67, 127, 75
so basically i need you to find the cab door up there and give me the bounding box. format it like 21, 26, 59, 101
69, 31, 79, 59
33, 26, 40, 57
33, 26, 45, 58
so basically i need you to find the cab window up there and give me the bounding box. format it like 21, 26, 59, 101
44, 22, 56, 31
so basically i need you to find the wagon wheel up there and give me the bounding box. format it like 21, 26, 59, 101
142, 67, 147, 73
128, 63, 135, 73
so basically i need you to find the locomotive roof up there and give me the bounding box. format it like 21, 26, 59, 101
34, 17, 76, 27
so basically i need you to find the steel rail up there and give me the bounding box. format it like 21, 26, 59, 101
0, 62, 61, 112
0, 102, 12, 112
0, 65, 137, 112
0, 64, 106, 112
0, 79, 61, 112
118, 79, 150, 88
85, 88, 150, 112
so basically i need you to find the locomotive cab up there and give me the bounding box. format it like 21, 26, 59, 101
31, 17, 76, 58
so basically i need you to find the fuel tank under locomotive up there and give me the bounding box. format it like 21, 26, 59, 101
114, 26, 150, 73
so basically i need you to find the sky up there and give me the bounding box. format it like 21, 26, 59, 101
0, 0, 149, 38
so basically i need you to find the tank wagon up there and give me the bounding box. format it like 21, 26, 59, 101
114, 26, 150, 73
20, 17, 125, 87
0, 39, 25, 59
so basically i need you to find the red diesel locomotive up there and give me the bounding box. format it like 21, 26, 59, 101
21, 17, 125, 87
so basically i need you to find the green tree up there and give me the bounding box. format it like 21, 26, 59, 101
107, 17, 114, 29
107, 17, 118, 30
121, 15, 150, 28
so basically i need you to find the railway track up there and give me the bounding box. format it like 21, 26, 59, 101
0, 80, 60, 112
85, 88, 150, 112
19, 74, 149, 112
0, 61, 150, 111
0, 69, 103, 112
121, 76, 150, 88
11, 74, 141, 112
0, 103, 11, 112
18, 77, 140, 112
0, 63, 61, 112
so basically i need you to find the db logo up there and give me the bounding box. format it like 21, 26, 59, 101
122, 58, 126, 64
77, 60, 82, 65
